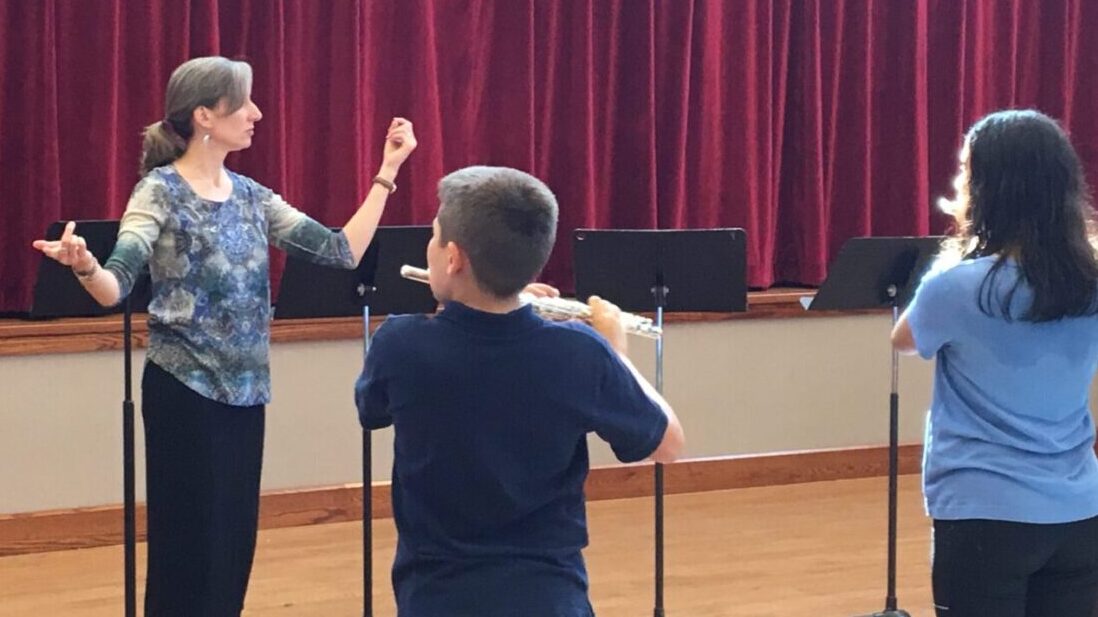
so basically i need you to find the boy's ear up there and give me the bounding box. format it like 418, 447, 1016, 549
445, 241, 465, 275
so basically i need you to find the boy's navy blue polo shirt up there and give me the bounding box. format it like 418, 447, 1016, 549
356, 301, 669, 616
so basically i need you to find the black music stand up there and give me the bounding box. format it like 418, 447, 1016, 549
806, 236, 942, 617
573, 228, 747, 617
31, 220, 151, 617
275, 225, 434, 617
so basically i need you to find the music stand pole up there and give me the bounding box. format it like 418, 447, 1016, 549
652, 282, 668, 617
880, 289, 909, 616
123, 297, 136, 617
362, 304, 373, 617
854, 288, 910, 617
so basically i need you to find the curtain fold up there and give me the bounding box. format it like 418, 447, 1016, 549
3, 0, 1097, 312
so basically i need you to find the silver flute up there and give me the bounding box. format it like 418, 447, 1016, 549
399, 265, 662, 339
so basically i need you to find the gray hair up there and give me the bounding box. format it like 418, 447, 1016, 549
139, 56, 253, 176
437, 166, 559, 297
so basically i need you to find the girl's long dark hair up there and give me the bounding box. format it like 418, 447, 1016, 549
940, 110, 1098, 322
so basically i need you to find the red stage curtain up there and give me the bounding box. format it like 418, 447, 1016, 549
3, 0, 1097, 312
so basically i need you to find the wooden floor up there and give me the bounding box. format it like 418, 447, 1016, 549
0, 476, 934, 616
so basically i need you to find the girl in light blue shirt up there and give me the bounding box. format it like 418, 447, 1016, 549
893, 110, 1098, 617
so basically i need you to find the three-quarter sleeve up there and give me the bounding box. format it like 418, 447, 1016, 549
103, 175, 169, 299
259, 183, 355, 269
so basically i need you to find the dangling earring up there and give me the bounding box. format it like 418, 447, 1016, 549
203, 133, 211, 146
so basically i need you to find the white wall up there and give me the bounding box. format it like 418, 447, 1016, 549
1, 313, 945, 514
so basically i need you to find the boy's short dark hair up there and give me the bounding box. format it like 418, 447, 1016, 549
437, 166, 559, 297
